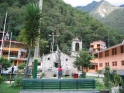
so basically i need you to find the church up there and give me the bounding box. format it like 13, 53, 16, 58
41, 36, 82, 77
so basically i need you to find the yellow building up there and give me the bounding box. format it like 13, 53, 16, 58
0, 31, 27, 66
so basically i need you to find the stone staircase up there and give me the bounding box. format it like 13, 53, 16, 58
44, 71, 54, 78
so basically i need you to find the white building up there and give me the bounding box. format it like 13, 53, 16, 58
41, 37, 82, 77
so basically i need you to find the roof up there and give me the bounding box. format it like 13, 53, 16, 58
0, 40, 25, 44
91, 62, 98, 65
97, 42, 124, 53
90, 40, 106, 44
42, 51, 74, 59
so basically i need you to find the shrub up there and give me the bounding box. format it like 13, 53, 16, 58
103, 66, 111, 89
0, 76, 6, 83
11, 72, 23, 87
40, 72, 45, 78
113, 70, 121, 87
18, 63, 25, 70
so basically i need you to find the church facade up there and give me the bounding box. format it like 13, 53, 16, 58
41, 37, 82, 76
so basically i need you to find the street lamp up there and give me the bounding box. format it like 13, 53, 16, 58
33, 0, 43, 78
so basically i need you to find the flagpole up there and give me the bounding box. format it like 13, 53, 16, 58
8, 32, 12, 60
0, 12, 7, 57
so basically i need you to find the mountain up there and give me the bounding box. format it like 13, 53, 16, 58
76, 0, 124, 33
119, 4, 124, 7
76, 1, 99, 12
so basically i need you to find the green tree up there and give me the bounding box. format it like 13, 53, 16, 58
103, 66, 111, 89
73, 51, 93, 78
22, 3, 41, 77
97, 70, 102, 78
18, 63, 25, 70
0, 57, 11, 70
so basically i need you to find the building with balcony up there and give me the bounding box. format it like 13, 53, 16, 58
0, 31, 27, 66
89, 39, 124, 74
90, 40, 107, 52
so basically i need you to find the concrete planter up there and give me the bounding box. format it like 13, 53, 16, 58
119, 88, 124, 93
111, 86, 119, 93
100, 89, 109, 93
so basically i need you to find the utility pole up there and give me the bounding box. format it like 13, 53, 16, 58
0, 12, 7, 57
108, 30, 110, 48
8, 32, 12, 60
49, 32, 59, 52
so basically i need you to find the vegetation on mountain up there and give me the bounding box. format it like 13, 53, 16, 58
102, 8, 124, 33
0, 0, 123, 56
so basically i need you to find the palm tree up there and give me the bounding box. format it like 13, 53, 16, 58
22, 3, 41, 77
73, 50, 93, 78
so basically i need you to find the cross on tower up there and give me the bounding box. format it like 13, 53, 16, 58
49, 32, 59, 52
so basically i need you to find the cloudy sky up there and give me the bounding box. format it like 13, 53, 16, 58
63, 0, 124, 7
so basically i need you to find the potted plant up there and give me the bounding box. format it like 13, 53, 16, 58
111, 70, 120, 93
100, 66, 111, 93
119, 77, 124, 93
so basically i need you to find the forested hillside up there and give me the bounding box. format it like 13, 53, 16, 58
0, 0, 123, 55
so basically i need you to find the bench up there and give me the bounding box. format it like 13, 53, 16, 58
22, 78, 96, 90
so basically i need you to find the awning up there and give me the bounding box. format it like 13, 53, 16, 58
91, 62, 98, 65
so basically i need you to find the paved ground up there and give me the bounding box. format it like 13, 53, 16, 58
20, 90, 100, 93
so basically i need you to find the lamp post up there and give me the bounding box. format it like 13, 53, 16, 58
33, 0, 43, 78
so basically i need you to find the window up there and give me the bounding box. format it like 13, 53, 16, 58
66, 59, 68, 61
120, 45, 124, 53
48, 57, 50, 60
105, 50, 109, 57
94, 54, 98, 58
75, 43, 79, 51
21, 53, 23, 56
89, 65, 95, 69
121, 60, 124, 66
99, 63, 103, 67
112, 61, 117, 66
112, 48, 117, 55
97, 44, 100, 48
105, 62, 109, 66
38, 63, 41, 66
98, 49, 100, 51
91, 45, 94, 48
54, 63, 58, 68
99, 52, 102, 58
